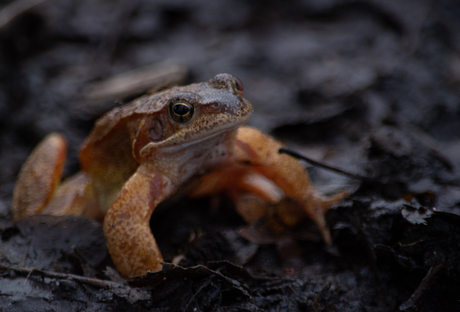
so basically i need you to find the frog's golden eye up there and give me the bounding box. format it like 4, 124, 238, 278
233, 76, 244, 94
169, 101, 194, 123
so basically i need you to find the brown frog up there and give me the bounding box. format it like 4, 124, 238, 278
12, 74, 348, 278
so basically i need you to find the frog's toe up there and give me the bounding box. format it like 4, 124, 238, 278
12, 133, 67, 221
307, 191, 350, 246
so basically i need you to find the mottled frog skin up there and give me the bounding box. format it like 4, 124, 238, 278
12, 74, 347, 278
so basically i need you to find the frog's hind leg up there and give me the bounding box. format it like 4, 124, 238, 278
12, 133, 68, 221
41, 172, 103, 221
233, 126, 350, 246
12, 133, 103, 221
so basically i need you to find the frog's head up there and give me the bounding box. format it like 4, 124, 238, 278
132, 73, 253, 161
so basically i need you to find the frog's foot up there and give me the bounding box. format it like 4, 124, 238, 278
12, 133, 67, 221
306, 190, 350, 246
234, 190, 350, 245
190, 165, 350, 245
41, 172, 104, 221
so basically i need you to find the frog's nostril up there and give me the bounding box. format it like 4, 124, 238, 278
208, 103, 222, 113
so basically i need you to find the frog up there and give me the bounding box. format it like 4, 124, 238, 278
11, 73, 348, 278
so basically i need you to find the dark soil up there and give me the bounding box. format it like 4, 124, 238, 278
1, 0, 460, 311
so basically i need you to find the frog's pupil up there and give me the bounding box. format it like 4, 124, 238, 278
174, 103, 190, 116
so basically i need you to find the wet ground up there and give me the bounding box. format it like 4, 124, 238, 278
1, 0, 460, 311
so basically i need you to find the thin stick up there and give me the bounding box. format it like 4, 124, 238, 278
0, 264, 125, 289
279, 148, 370, 180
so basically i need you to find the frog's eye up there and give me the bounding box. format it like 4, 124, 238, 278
233, 76, 244, 94
169, 101, 194, 123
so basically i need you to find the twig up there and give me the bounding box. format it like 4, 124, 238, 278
23, 267, 34, 286
0, 264, 125, 289
398, 262, 444, 311
184, 278, 212, 312
279, 148, 370, 180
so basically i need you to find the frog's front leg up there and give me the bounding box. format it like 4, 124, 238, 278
103, 163, 175, 278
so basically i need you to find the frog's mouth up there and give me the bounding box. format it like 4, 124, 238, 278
169, 124, 242, 150
159, 118, 250, 155
138, 116, 250, 158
